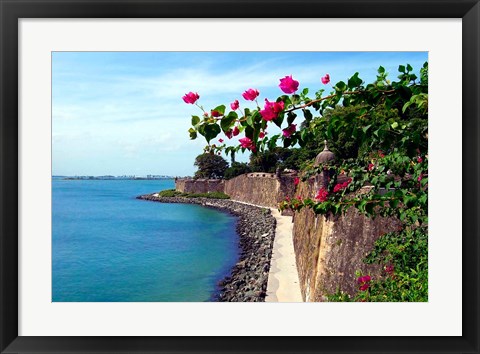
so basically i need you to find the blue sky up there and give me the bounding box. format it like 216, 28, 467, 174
52, 51, 428, 176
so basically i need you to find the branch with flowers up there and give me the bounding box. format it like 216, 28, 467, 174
182, 62, 428, 301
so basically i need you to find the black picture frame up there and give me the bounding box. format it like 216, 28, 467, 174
1, 1, 478, 353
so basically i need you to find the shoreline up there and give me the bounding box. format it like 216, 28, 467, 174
136, 194, 276, 302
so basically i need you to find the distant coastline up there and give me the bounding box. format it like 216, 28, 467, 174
55, 175, 176, 181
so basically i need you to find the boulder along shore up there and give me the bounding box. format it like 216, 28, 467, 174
136, 194, 276, 302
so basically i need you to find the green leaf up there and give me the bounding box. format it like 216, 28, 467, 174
347, 72, 362, 88
302, 88, 309, 96
188, 127, 197, 140
378, 66, 385, 74
335, 81, 347, 92
302, 109, 313, 122
287, 112, 297, 125
204, 124, 221, 143
212, 105, 226, 115
220, 112, 237, 132
398, 65, 406, 73
191, 115, 200, 126
406, 64, 413, 72
273, 112, 284, 128
391, 121, 399, 129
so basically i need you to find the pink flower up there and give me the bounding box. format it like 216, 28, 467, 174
211, 110, 222, 117
219, 139, 224, 143
225, 130, 233, 139
296, 195, 302, 201
260, 99, 284, 121
378, 150, 385, 158
230, 99, 240, 110
282, 124, 297, 138
259, 131, 266, 139
294, 177, 300, 186
417, 156, 423, 163
368, 163, 375, 171
232, 126, 240, 136
385, 265, 394, 275
182, 92, 200, 104
333, 178, 352, 193
239, 137, 256, 151
242, 88, 260, 101
321, 74, 330, 85
315, 187, 329, 202
279, 75, 299, 94
357, 275, 371, 291
418, 173, 423, 182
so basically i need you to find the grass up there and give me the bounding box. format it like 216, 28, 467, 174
157, 189, 230, 199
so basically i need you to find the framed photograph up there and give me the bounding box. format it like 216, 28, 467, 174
1, 1, 478, 353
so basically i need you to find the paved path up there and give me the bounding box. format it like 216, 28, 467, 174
265, 209, 303, 302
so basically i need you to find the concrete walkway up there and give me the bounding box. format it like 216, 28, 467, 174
265, 208, 303, 302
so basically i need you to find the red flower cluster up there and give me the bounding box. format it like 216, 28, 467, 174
417, 156, 423, 163
368, 163, 375, 171
357, 275, 371, 291
211, 110, 222, 117
225, 126, 240, 139
279, 75, 299, 94
259, 131, 266, 139
321, 74, 330, 85
315, 187, 329, 202
242, 88, 259, 101
260, 99, 284, 121
333, 178, 352, 193
385, 265, 394, 276
182, 92, 200, 104
230, 99, 239, 110
294, 177, 300, 186
282, 124, 296, 138
239, 137, 256, 152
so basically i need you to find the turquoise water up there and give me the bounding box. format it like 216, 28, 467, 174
52, 179, 239, 302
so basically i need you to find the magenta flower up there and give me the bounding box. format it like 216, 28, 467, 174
282, 124, 297, 138
385, 265, 394, 275
333, 178, 352, 193
218, 138, 224, 143
239, 137, 252, 148
417, 156, 423, 163
321, 74, 330, 85
279, 75, 299, 94
418, 173, 423, 182
232, 126, 240, 137
239, 136, 256, 152
294, 177, 300, 186
182, 92, 200, 104
225, 130, 233, 139
211, 110, 222, 117
315, 187, 329, 202
260, 99, 284, 121
368, 163, 375, 171
259, 131, 266, 139
242, 88, 260, 101
230, 99, 240, 110
357, 275, 371, 291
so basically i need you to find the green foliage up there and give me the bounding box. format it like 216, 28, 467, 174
185, 62, 429, 302
158, 189, 182, 197
194, 153, 229, 179
224, 162, 251, 180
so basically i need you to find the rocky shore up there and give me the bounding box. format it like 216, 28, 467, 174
136, 194, 276, 302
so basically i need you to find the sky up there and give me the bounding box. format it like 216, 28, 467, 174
52, 51, 428, 177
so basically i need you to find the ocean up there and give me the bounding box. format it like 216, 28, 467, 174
52, 178, 239, 302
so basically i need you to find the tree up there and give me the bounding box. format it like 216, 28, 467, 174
193, 153, 229, 179
224, 162, 251, 180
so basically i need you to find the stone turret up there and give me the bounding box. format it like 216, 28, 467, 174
314, 140, 335, 189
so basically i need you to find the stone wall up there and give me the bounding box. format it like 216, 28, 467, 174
175, 173, 401, 302
292, 177, 401, 301
175, 178, 225, 194
175, 173, 297, 208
